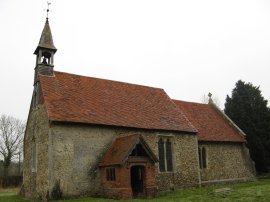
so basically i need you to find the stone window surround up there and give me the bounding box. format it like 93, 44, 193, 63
157, 134, 175, 173
198, 146, 207, 169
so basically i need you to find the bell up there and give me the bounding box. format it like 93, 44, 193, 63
42, 57, 48, 64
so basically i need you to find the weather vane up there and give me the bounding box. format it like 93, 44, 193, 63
46, 1, 51, 19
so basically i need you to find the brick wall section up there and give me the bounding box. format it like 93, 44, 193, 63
100, 157, 157, 199
199, 142, 255, 184
23, 105, 50, 201
100, 166, 133, 199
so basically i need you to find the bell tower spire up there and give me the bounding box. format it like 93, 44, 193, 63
33, 3, 57, 85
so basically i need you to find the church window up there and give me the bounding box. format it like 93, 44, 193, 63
158, 138, 174, 172
166, 139, 173, 172
198, 147, 202, 169
198, 146, 207, 169
158, 139, 165, 171
202, 147, 207, 168
106, 167, 116, 181
31, 140, 37, 172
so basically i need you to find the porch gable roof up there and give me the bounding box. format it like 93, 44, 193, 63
99, 135, 158, 167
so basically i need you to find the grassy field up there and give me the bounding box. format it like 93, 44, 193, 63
1, 177, 270, 202
0, 187, 26, 202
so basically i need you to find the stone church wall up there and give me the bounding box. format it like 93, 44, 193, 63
23, 111, 255, 200
142, 133, 200, 191
23, 105, 50, 201
199, 142, 255, 184
48, 123, 117, 198
48, 124, 200, 198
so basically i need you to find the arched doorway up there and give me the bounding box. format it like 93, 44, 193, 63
131, 165, 145, 197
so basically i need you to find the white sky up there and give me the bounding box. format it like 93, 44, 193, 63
0, 0, 270, 120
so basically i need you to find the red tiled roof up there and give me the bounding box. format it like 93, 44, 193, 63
39, 71, 196, 133
173, 100, 245, 142
99, 135, 158, 166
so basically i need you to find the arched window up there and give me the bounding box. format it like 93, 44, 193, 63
166, 139, 173, 172
198, 147, 202, 169
202, 147, 207, 169
158, 138, 174, 172
158, 138, 165, 172
198, 146, 207, 169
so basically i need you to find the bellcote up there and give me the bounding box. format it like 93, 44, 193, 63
34, 18, 57, 84
34, 18, 57, 54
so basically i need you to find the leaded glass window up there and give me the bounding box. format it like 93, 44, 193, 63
158, 138, 174, 172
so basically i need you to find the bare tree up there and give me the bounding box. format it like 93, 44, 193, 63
0, 114, 25, 181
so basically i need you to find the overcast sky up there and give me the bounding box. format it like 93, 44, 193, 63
0, 0, 270, 120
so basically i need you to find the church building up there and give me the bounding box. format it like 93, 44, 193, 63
22, 17, 255, 201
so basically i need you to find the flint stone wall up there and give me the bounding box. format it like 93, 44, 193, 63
142, 133, 201, 191
48, 123, 200, 198
199, 142, 255, 184
24, 106, 255, 200
23, 105, 50, 201
22, 60, 255, 201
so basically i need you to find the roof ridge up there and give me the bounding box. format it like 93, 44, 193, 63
39, 71, 197, 133
173, 99, 207, 106
53, 71, 164, 91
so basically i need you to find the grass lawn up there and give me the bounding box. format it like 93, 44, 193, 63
1, 177, 270, 202
0, 187, 28, 202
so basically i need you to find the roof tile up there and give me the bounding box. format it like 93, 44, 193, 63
173, 100, 245, 142
39, 71, 196, 133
